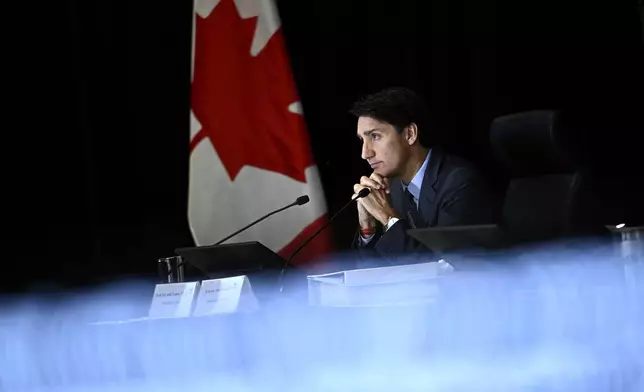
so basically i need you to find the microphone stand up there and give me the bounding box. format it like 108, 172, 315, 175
169, 195, 310, 278
278, 188, 371, 292
214, 197, 307, 246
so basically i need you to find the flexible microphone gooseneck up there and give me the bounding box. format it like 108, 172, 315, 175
278, 187, 371, 291
214, 195, 310, 246
168, 195, 310, 277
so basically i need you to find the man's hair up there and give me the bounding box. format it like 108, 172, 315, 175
349, 87, 433, 147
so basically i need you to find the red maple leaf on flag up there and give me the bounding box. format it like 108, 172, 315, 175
191, 0, 314, 183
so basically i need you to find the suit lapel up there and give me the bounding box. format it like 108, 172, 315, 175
390, 178, 405, 220
389, 148, 445, 227
417, 147, 445, 225
390, 179, 422, 229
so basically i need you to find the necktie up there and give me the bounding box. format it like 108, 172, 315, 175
404, 187, 423, 229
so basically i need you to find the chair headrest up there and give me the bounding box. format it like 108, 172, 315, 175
490, 110, 578, 177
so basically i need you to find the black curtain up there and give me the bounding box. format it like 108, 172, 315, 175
6, 0, 642, 292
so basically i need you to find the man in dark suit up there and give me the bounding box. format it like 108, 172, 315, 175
351, 87, 500, 266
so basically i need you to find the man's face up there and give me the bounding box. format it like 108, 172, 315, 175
356, 116, 409, 179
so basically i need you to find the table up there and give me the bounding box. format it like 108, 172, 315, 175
1, 254, 643, 391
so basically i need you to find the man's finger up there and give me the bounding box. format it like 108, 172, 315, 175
355, 196, 368, 207
352, 190, 369, 201
359, 176, 382, 190
370, 172, 389, 191
353, 183, 365, 193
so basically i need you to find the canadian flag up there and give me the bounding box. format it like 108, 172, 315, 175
188, 0, 332, 265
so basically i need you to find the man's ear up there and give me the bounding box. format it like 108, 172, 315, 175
404, 123, 419, 145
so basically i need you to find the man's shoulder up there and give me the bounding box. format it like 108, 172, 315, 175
433, 150, 502, 224
438, 150, 482, 179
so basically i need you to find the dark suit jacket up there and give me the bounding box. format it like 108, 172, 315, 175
354, 147, 500, 267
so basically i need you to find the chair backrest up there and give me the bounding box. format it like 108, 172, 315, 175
490, 110, 607, 243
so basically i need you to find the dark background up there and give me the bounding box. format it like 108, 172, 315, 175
6, 0, 643, 293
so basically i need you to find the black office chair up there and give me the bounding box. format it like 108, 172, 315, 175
490, 110, 609, 244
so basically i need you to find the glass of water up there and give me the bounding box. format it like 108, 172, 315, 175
157, 256, 185, 283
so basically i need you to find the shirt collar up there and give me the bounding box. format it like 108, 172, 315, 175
402, 150, 431, 200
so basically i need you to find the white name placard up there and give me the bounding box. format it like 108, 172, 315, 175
307, 260, 452, 307
148, 281, 200, 319
192, 275, 259, 316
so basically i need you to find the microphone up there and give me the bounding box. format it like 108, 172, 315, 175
169, 195, 310, 277
278, 187, 371, 291
214, 195, 310, 245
